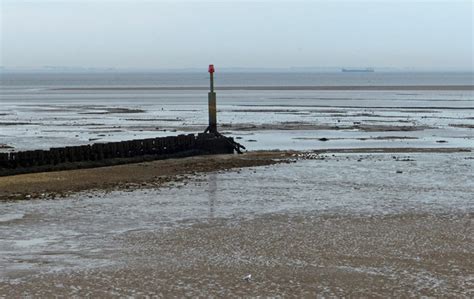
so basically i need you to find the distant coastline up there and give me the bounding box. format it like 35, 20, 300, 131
52, 85, 474, 91
1, 67, 473, 73
342, 68, 375, 73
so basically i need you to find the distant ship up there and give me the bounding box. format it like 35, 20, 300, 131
341, 68, 375, 73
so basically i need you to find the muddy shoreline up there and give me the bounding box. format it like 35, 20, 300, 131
1, 147, 470, 201
2, 72, 473, 297
1, 149, 472, 297
2, 212, 472, 297
0, 151, 294, 201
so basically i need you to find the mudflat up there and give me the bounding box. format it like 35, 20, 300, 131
1, 72, 472, 297
1, 212, 471, 297
1, 147, 469, 201
0, 151, 293, 200
0, 149, 472, 296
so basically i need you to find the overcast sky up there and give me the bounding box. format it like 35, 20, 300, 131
1, 0, 472, 70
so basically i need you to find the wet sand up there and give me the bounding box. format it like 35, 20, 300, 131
1, 86, 472, 152
221, 122, 434, 132
0, 151, 293, 201
1, 212, 472, 297
0, 150, 472, 296
1, 147, 470, 201
1, 74, 472, 296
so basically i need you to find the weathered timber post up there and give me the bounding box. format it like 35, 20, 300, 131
206, 64, 217, 134
201, 64, 246, 154
0, 153, 9, 168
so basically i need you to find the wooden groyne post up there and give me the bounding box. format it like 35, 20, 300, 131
204, 64, 245, 153
0, 134, 236, 176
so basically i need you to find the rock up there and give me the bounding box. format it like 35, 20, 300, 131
243, 274, 252, 282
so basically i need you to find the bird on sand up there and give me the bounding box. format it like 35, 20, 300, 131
243, 274, 252, 282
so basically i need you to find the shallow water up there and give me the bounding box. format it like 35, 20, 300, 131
1, 71, 473, 152
0, 152, 472, 279
1, 72, 473, 286
0, 89, 473, 151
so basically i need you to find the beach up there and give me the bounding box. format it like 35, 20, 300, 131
1, 150, 472, 296
2, 212, 472, 297
0, 72, 473, 296
0, 151, 293, 200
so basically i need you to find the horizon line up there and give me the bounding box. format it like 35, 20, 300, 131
1, 66, 473, 73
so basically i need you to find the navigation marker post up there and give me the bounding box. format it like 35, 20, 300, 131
203, 64, 246, 154
207, 64, 217, 134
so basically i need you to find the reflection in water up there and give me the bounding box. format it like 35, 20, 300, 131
208, 173, 217, 218
0, 154, 472, 279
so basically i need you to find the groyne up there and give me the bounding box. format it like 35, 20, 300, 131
0, 133, 235, 176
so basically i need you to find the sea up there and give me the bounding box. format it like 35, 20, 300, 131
0, 71, 473, 285
1, 71, 473, 151
1, 71, 473, 88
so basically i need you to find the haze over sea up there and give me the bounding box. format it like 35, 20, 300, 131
1, 71, 473, 89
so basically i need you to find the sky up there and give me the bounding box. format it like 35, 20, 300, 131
1, 0, 473, 70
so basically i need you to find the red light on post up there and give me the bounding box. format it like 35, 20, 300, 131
208, 64, 215, 73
